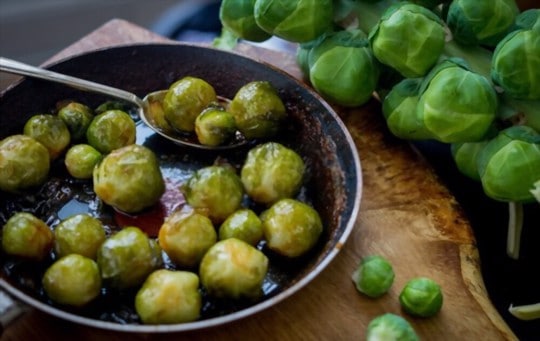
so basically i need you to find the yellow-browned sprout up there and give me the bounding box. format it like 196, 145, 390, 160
86, 110, 136, 154
1, 212, 53, 261
23, 114, 70, 160
57, 101, 94, 142
218, 208, 263, 246
54, 214, 106, 259
64, 144, 102, 179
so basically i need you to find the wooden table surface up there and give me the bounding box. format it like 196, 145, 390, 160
1, 19, 518, 341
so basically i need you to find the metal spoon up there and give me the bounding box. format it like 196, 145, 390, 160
0, 56, 246, 150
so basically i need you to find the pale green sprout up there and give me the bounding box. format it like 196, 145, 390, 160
219, 0, 271, 42
64, 144, 102, 179
366, 313, 419, 341
351, 255, 395, 298
399, 277, 443, 317
23, 114, 70, 160
86, 110, 136, 154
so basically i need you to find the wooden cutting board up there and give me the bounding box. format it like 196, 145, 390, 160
1, 19, 517, 341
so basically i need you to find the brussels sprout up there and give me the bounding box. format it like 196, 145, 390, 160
260, 198, 322, 258
514, 8, 540, 31
57, 102, 94, 141
227, 81, 287, 139
253, 0, 333, 43
135, 269, 201, 324
308, 29, 380, 107
219, 208, 263, 246
54, 214, 106, 259
399, 277, 443, 317
417, 59, 497, 143
64, 144, 102, 179
194, 107, 237, 146
199, 238, 268, 299
450, 141, 489, 181
477, 125, 540, 202
42, 254, 101, 307
97, 226, 163, 289
219, 0, 271, 42
163, 77, 217, 133
93, 144, 165, 213
241, 142, 305, 205
23, 114, 70, 160
491, 27, 540, 100
182, 165, 244, 224
366, 313, 419, 341
401, 0, 446, 9
86, 110, 136, 154
446, 0, 519, 47
0, 135, 50, 193
158, 207, 217, 268
1, 212, 53, 261
369, 3, 446, 78
95, 100, 132, 115
351, 255, 395, 298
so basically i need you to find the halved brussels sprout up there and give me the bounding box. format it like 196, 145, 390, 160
260, 198, 323, 258
54, 213, 106, 259
0, 135, 50, 193
93, 144, 165, 214
219, 0, 271, 42
163, 77, 217, 133
199, 238, 268, 299
158, 207, 217, 268
86, 109, 136, 154
241, 142, 305, 205
1, 212, 53, 261
228, 81, 287, 139
23, 114, 71, 160
97, 226, 163, 289
218, 208, 263, 246
42, 254, 102, 307
57, 101, 94, 142
135, 269, 201, 324
194, 107, 237, 146
64, 144, 102, 179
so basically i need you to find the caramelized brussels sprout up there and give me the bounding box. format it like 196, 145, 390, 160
86, 110, 136, 154
93, 144, 165, 213
227, 81, 287, 139
97, 226, 163, 289
64, 144, 102, 179
42, 254, 101, 307
218, 208, 263, 246
260, 198, 323, 258
163, 77, 217, 132
158, 207, 217, 268
0, 135, 50, 193
199, 238, 268, 299
54, 214, 106, 259
182, 165, 244, 224
23, 114, 71, 160
135, 269, 201, 324
241, 142, 305, 205
194, 107, 237, 146
57, 102, 94, 141
1, 212, 53, 261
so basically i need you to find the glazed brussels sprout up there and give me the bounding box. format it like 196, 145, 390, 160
227, 81, 287, 139
351, 255, 395, 298
369, 2, 446, 78
42, 254, 101, 307
1, 212, 53, 261
93, 144, 165, 213
446, 0, 519, 47
158, 207, 217, 268
399, 277, 443, 317
366, 313, 419, 341
194, 107, 237, 146
199, 238, 268, 299
135, 269, 201, 324
0, 135, 50, 193
163, 77, 217, 132
23, 114, 71, 160
241, 142, 305, 205
260, 198, 323, 258
308, 29, 380, 107
57, 101, 94, 141
54, 214, 106, 259
86, 109, 136, 154
219, 208, 263, 246
417, 59, 497, 143
477, 125, 540, 202
219, 0, 271, 42
64, 144, 102, 179
182, 165, 244, 224
97, 226, 163, 289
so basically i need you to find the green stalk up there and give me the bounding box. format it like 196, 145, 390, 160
506, 202, 523, 260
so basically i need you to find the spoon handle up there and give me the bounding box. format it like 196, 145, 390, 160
0, 56, 145, 108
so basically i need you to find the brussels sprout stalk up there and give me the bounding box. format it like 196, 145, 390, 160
506, 202, 523, 259
509, 302, 540, 321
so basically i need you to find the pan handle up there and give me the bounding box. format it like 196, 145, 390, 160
0, 288, 31, 335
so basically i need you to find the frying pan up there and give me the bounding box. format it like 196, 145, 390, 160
0, 43, 362, 333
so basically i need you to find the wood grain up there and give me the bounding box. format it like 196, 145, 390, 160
1, 19, 517, 341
